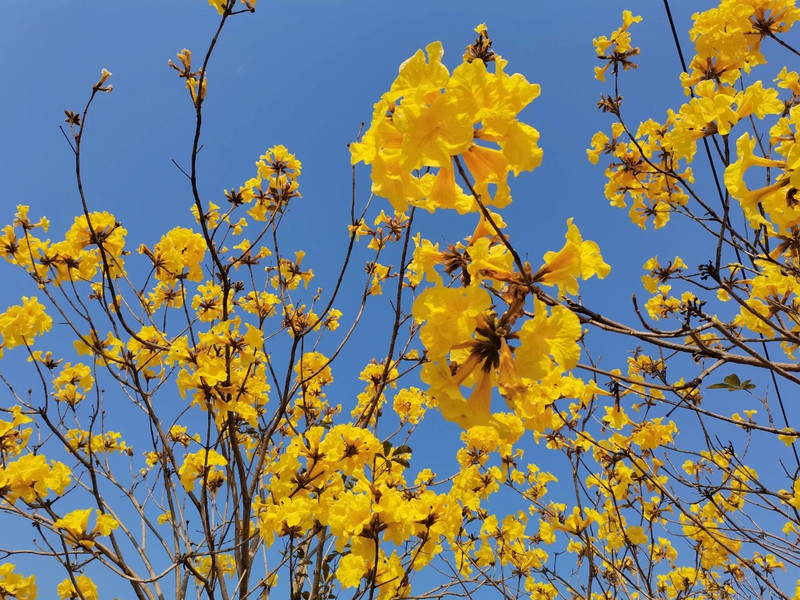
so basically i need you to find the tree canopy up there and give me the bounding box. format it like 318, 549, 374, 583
1, 1, 800, 599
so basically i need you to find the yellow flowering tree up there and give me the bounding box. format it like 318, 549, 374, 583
2, 1, 800, 599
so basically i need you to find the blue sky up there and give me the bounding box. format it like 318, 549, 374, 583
5, 0, 798, 596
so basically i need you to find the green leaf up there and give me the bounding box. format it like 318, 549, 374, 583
708, 373, 756, 392
393, 444, 412, 456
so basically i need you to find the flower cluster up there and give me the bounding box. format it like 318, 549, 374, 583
351, 24, 543, 214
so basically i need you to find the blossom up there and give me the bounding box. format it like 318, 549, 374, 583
0, 453, 71, 503
0, 564, 36, 600
412, 283, 491, 359
57, 574, 98, 600
352, 33, 542, 213
60, 211, 127, 279
725, 132, 795, 232
0, 296, 52, 356
52, 362, 93, 406
641, 255, 687, 293
515, 299, 581, 381
208, 0, 226, 15
0, 406, 32, 459
593, 10, 642, 81
294, 351, 333, 395
53, 508, 119, 548
336, 553, 367, 588
65, 430, 128, 455
178, 449, 227, 492
392, 387, 428, 424
533, 219, 610, 295
147, 227, 207, 283
191, 282, 228, 322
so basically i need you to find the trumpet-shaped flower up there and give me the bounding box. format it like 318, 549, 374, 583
53, 508, 119, 548
0, 297, 52, 356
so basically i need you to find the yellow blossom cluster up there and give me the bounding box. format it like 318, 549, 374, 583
52, 508, 119, 549
0, 564, 36, 600
0, 406, 32, 459
351, 24, 543, 214
65, 429, 128, 455
0, 453, 71, 503
52, 362, 93, 406
0, 297, 52, 357
0, 206, 129, 287
56, 574, 98, 600
168, 318, 270, 428
226, 145, 303, 222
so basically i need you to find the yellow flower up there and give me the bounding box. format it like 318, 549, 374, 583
52, 362, 93, 406
321, 425, 381, 476
57, 574, 98, 600
165, 425, 196, 448
0, 454, 71, 503
125, 325, 167, 379
237, 290, 280, 319
367, 263, 391, 295
52, 509, 119, 548
178, 449, 227, 492
336, 553, 368, 588
688, 1, 800, 88
645, 285, 682, 320
61, 211, 127, 279
778, 428, 799, 446
725, 132, 792, 232
352, 34, 542, 214
412, 283, 491, 360
0, 406, 32, 457
190, 201, 221, 229
392, 387, 428, 424
0, 296, 52, 356
0, 564, 36, 600
270, 251, 313, 290
191, 282, 228, 322
602, 405, 632, 429
208, 0, 226, 15
631, 418, 678, 450
65, 430, 128, 455
515, 299, 581, 381
294, 352, 333, 395
147, 227, 207, 283
641, 255, 687, 293
193, 554, 237, 581
534, 219, 610, 295
593, 10, 642, 81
